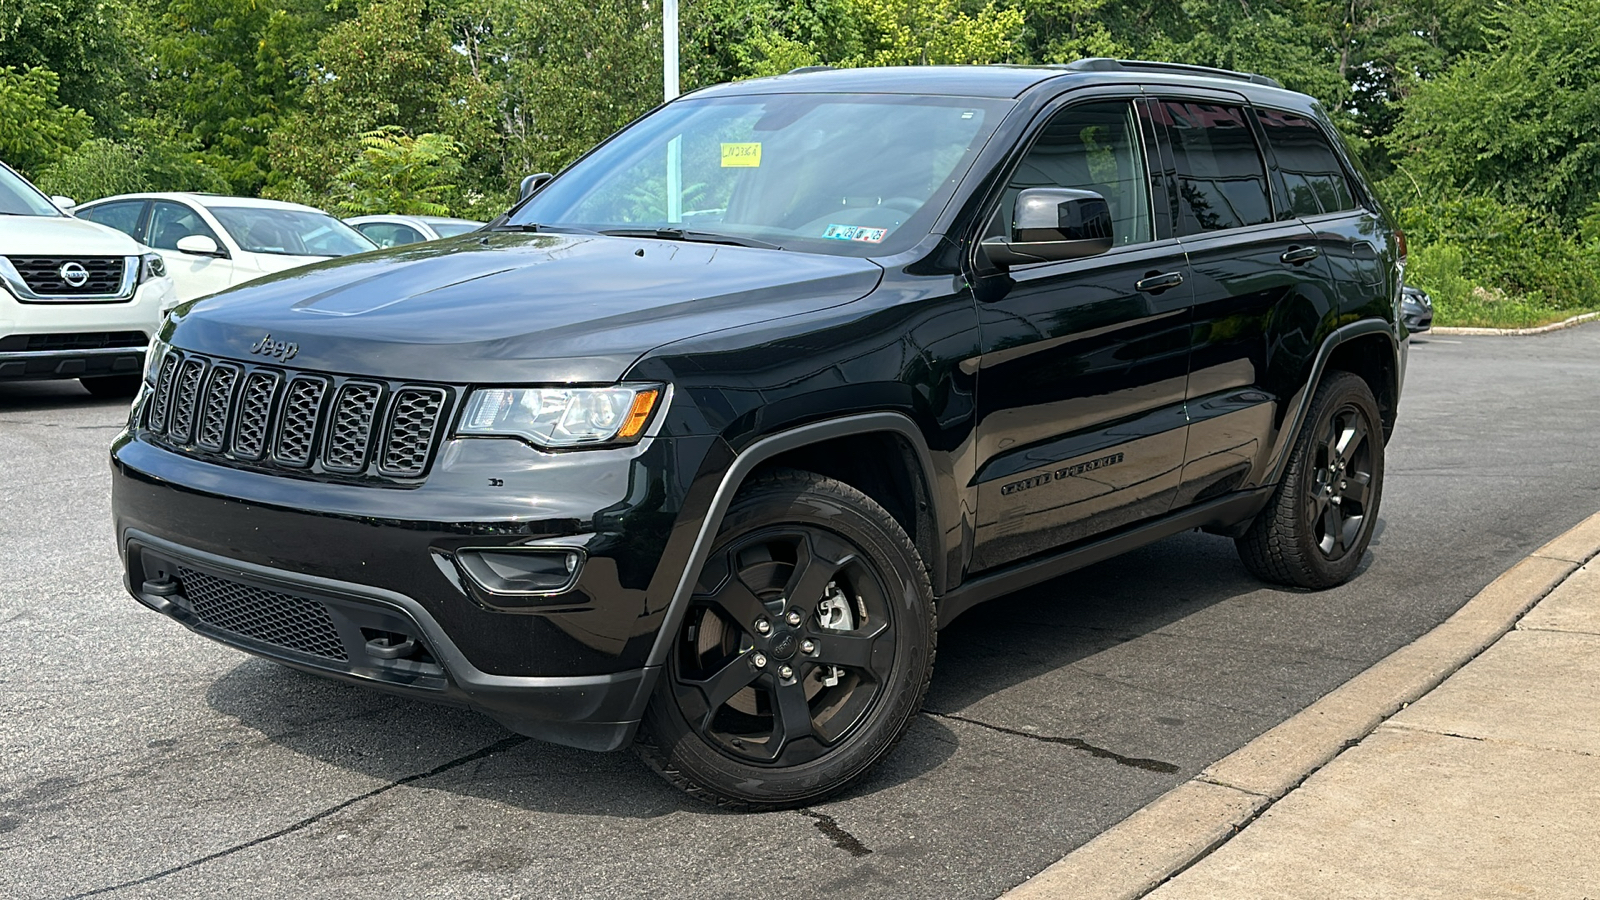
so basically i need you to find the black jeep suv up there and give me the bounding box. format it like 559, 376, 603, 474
112, 59, 1405, 809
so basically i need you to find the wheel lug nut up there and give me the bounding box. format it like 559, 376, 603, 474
801, 639, 815, 654
779, 665, 794, 680
752, 652, 768, 668
754, 618, 770, 635
786, 610, 803, 626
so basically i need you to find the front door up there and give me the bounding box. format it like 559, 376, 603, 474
969, 97, 1194, 573
148, 201, 236, 302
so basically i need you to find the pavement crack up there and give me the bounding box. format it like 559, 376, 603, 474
60, 735, 529, 899
926, 711, 1180, 774
796, 809, 871, 857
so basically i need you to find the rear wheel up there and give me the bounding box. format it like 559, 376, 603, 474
80, 375, 141, 399
638, 469, 935, 810
1237, 371, 1384, 588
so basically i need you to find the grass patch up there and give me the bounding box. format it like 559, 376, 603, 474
1410, 242, 1600, 328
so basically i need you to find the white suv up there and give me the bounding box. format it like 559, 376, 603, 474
0, 162, 176, 398
74, 193, 376, 303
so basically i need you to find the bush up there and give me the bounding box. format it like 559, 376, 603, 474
35, 120, 229, 204
1388, 188, 1600, 326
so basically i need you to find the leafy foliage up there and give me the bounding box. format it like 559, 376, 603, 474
9, 0, 1600, 324
327, 128, 464, 216
0, 65, 91, 175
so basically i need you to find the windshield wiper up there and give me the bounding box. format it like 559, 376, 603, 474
489, 222, 600, 235
599, 227, 781, 251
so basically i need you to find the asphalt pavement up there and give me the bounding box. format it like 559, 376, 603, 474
4, 327, 1599, 900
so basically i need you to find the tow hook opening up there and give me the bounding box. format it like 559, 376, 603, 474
361, 627, 437, 666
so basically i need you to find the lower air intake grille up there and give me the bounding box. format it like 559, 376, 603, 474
176, 567, 348, 661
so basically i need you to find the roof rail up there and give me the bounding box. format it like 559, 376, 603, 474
786, 65, 834, 75
1057, 58, 1284, 90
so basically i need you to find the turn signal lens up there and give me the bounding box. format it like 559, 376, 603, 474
617, 389, 659, 440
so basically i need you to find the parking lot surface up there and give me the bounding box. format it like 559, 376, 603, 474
5, 328, 1599, 900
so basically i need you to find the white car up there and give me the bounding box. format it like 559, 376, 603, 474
1, 161, 177, 398
74, 193, 377, 303
345, 214, 484, 247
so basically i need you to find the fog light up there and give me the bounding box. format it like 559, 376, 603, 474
456, 548, 582, 597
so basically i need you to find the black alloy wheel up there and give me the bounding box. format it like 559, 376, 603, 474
1307, 403, 1376, 561
638, 469, 934, 809
1237, 371, 1385, 589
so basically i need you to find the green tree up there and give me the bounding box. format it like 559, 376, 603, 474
265, 0, 499, 212
144, 0, 350, 192
1387, 0, 1600, 228
0, 0, 142, 134
326, 128, 464, 215
0, 65, 91, 175
35, 118, 231, 201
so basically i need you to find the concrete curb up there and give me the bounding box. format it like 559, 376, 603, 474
1432, 310, 1600, 336
1000, 509, 1600, 900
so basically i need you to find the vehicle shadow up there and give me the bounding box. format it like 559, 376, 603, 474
925, 525, 1380, 730
204, 523, 1383, 816
204, 659, 960, 819
0, 380, 128, 413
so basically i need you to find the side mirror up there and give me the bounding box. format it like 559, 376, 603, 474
982, 188, 1114, 267
519, 172, 554, 200
51, 195, 75, 210
174, 234, 224, 257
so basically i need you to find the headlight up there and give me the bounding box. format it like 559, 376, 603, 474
139, 252, 167, 283
457, 384, 663, 448
142, 336, 169, 385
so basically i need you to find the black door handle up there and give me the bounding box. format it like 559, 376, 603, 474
1281, 246, 1321, 265
1135, 271, 1184, 293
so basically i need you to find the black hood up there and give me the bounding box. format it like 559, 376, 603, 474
166, 232, 883, 383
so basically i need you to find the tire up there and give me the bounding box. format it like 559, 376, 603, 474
637, 468, 935, 810
80, 375, 142, 399
1236, 371, 1385, 589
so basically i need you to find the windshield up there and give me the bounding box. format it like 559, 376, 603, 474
0, 164, 63, 217
209, 207, 376, 257
430, 221, 482, 237
510, 93, 1010, 256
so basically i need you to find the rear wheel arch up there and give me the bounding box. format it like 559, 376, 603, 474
1324, 330, 1400, 440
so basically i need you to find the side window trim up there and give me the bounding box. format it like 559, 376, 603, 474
965, 88, 1162, 272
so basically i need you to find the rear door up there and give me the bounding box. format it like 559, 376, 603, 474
1144, 94, 1336, 507
968, 94, 1195, 573
1256, 106, 1394, 327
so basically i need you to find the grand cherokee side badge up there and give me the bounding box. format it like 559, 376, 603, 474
248, 333, 298, 361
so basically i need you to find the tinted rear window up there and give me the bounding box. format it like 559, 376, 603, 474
1256, 109, 1358, 217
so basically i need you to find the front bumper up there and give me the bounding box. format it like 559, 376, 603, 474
1, 277, 175, 381
124, 531, 653, 750
111, 428, 709, 750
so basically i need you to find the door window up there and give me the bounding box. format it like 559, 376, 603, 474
992, 100, 1152, 247
148, 201, 224, 252
1153, 101, 1272, 234
1256, 109, 1358, 217
76, 201, 147, 240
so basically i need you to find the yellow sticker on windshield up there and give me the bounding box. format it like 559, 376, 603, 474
721, 142, 762, 167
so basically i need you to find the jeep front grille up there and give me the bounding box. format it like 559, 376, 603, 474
143, 350, 452, 483
176, 566, 348, 661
